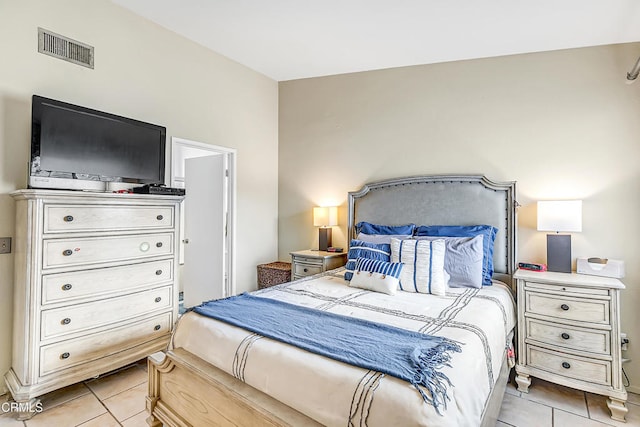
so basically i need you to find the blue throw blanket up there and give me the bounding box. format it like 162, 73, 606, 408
193, 293, 462, 413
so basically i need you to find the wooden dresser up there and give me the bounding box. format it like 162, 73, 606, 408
5, 190, 182, 419
514, 269, 627, 422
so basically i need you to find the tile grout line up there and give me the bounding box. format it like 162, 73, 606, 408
80, 385, 124, 427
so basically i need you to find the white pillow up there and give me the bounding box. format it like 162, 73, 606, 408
390, 238, 447, 296
349, 257, 403, 295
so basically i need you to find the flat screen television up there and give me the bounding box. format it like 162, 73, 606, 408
29, 95, 166, 192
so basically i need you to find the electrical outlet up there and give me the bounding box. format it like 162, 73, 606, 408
621, 332, 629, 351
0, 237, 11, 254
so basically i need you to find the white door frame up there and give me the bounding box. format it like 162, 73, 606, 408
171, 136, 237, 297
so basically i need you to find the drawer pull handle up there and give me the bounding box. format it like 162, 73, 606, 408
154, 324, 161, 331
155, 269, 163, 275
61, 283, 72, 291
155, 297, 162, 303
560, 304, 570, 311
61, 318, 71, 325
157, 215, 164, 220
62, 249, 73, 256
63, 215, 74, 222
60, 352, 70, 360
156, 242, 163, 248
561, 332, 570, 340
562, 362, 571, 369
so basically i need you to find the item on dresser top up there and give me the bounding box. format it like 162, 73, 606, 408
518, 262, 547, 272
576, 257, 625, 278
326, 246, 343, 252
132, 183, 186, 196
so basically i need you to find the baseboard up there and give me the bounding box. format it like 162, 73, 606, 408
627, 385, 640, 395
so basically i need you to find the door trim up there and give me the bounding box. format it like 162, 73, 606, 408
171, 137, 237, 297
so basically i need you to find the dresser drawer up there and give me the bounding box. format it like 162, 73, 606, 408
526, 318, 610, 355
293, 256, 322, 266
43, 233, 174, 269
40, 312, 172, 376
41, 286, 172, 340
525, 291, 610, 324
42, 260, 174, 306
44, 204, 174, 233
293, 263, 322, 277
527, 345, 611, 386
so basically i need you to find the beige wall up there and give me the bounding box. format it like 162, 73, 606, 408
0, 0, 278, 394
279, 43, 640, 392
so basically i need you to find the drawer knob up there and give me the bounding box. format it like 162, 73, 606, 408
154, 324, 161, 331
139, 242, 150, 252
61, 283, 72, 291
561, 332, 570, 340
61, 318, 71, 325
156, 242, 163, 248
155, 297, 162, 303
62, 249, 73, 256
560, 304, 570, 311
562, 362, 571, 369
303, 268, 308, 273
60, 352, 70, 360
157, 215, 164, 221
63, 215, 74, 222
155, 269, 163, 276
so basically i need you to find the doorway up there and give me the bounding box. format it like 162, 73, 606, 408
171, 137, 236, 307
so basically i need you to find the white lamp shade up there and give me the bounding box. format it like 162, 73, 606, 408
537, 200, 582, 232
313, 206, 338, 227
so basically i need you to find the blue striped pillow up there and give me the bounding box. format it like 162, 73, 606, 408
390, 238, 447, 296
344, 240, 391, 281
349, 257, 404, 295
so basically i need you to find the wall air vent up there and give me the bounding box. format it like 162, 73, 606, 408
38, 28, 94, 69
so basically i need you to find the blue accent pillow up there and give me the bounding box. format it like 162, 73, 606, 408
355, 221, 415, 236
349, 257, 404, 295
344, 240, 391, 281
415, 225, 498, 286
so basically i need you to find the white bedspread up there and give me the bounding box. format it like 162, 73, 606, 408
171, 269, 516, 427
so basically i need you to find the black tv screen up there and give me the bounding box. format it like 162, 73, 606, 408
30, 95, 166, 191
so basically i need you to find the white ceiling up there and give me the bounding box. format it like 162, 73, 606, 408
111, 0, 640, 81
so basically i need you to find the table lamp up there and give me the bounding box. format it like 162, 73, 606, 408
537, 200, 582, 273
313, 206, 338, 251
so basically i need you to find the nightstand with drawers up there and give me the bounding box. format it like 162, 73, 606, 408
514, 269, 627, 422
290, 250, 347, 280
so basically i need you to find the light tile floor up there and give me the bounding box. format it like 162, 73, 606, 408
0, 362, 638, 426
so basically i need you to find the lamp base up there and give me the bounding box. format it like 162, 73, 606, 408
319, 227, 332, 251
547, 234, 572, 273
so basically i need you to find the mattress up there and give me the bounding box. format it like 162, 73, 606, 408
171, 268, 516, 427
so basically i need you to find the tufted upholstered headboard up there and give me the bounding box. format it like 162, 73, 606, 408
347, 175, 517, 285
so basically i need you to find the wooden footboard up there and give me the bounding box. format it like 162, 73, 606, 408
146, 348, 322, 427
147, 346, 511, 427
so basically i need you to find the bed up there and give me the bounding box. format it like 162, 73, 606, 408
146, 174, 518, 427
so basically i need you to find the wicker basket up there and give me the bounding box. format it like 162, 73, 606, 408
257, 261, 292, 289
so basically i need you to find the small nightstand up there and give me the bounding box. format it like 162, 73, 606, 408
514, 269, 628, 422
290, 250, 347, 280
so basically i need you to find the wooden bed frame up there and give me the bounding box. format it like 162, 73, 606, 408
147, 174, 517, 427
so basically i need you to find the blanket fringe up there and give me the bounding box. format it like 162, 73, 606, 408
411, 340, 462, 415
